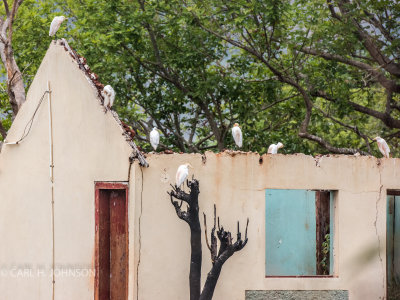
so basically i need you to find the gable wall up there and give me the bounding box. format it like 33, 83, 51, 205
0, 43, 135, 300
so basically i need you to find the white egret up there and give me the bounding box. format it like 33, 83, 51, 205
268, 142, 284, 154
102, 85, 115, 109
176, 163, 193, 188
232, 123, 242, 148
150, 127, 160, 151
373, 136, 390, 158
49, 16, 66, 39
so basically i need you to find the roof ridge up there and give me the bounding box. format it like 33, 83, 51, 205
58, 39, 148, 167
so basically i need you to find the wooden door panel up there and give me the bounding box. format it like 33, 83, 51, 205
110, 191, 127, 300
98, 190, 111, 299
95, 184, 128, 300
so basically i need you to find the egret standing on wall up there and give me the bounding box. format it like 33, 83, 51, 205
150, 127, 160, 151
373, 136, 390, 158
49, 16, 66, 40
176, 163, 193, 188
232, 123, 242, 148
268, 142, 284, 154
102, 85, 115, 110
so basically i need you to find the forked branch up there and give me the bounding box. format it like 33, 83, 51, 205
201, 205, 249, 300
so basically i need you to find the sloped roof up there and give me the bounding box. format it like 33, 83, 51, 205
59, 39, 148, 167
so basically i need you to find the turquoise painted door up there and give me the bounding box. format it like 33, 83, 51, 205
265, 189, 317, 276
387, 195, 400, 290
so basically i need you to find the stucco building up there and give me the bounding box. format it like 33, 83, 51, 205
0, 41, 399, 300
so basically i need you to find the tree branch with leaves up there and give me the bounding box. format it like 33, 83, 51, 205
0, 0, 25, 119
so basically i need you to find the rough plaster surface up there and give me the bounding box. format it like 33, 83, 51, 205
139, 152, 398, 300
0, 42, 134, 300
246, 290, 349, 300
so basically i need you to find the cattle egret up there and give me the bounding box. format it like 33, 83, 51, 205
268, 142, 284, 154
176, 163, 193, 188
150, 127, 160, 151
102, 85, 115, 109
232, 123, 242, 148
49, 16, 66, 39
373, 136, 390, 158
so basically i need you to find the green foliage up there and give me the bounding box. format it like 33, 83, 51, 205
319, 232, 330, 275
0, 0, 398, 156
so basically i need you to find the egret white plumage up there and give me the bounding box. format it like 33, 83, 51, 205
102, 85, 115, 109
373, 136, 390, 158
49, 16, 66, 39
267, 142, 284, 154
150, 127, 160, 151
232, 123, 242, 148
176, 163, 193, 188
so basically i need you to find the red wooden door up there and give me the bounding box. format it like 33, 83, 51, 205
110, 191, 127, 300
95, 183, 128, 300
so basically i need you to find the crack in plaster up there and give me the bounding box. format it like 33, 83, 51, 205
374, 160, 385, 298
136, 167, 144, 300
201, 153, 207, 164
314, 155, 322, 167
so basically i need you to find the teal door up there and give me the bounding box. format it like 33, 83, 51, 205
265, 189, 317, 276
387, 195, 400, 298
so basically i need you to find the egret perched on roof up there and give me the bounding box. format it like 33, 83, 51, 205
373, 136, 390, 158
176, 163, 193, 188
268, 142, 284, 154
49, 16, 66, 39
232, 123, 242, 148
150, 127, 160, 151
102, 85, 115, 110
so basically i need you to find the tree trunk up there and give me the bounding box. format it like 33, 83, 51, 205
0, 1, 26, 118
199, 260, 224, 300
189, 222, 202, 300
169, 180, 202, 300
3, 44, 25, 116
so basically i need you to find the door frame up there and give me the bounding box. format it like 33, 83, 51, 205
94, 182, 129, 300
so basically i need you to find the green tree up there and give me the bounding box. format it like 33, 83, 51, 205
187, 0, 400, 156
1, 0, 398, 157
55, 0, 300, 153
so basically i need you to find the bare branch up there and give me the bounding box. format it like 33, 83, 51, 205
299, 47, 400, 92
312, 104, 372, 154
2, 0, 9, 17
203, 213, 212, 251
326, 0, 341, 20
313, 90, 400, 129
0, 119, 7, 139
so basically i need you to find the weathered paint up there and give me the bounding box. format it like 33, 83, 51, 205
109, 190, 128, 300
95, 183, 128, 300
265, 189, 317, 276
0, 40, 399, 300
387, 195, 400, 288
245, 290, 349, 299
0, 42, 134, 300
394, 196, 400, 284
330, 192, 335, 274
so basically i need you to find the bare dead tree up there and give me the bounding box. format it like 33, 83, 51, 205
0, 0, 25, 119
168, 178, 202, 300
168, 178, 248, 300
201, 205, 248, 300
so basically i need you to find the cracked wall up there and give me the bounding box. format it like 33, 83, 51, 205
136, 152, 399, 300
